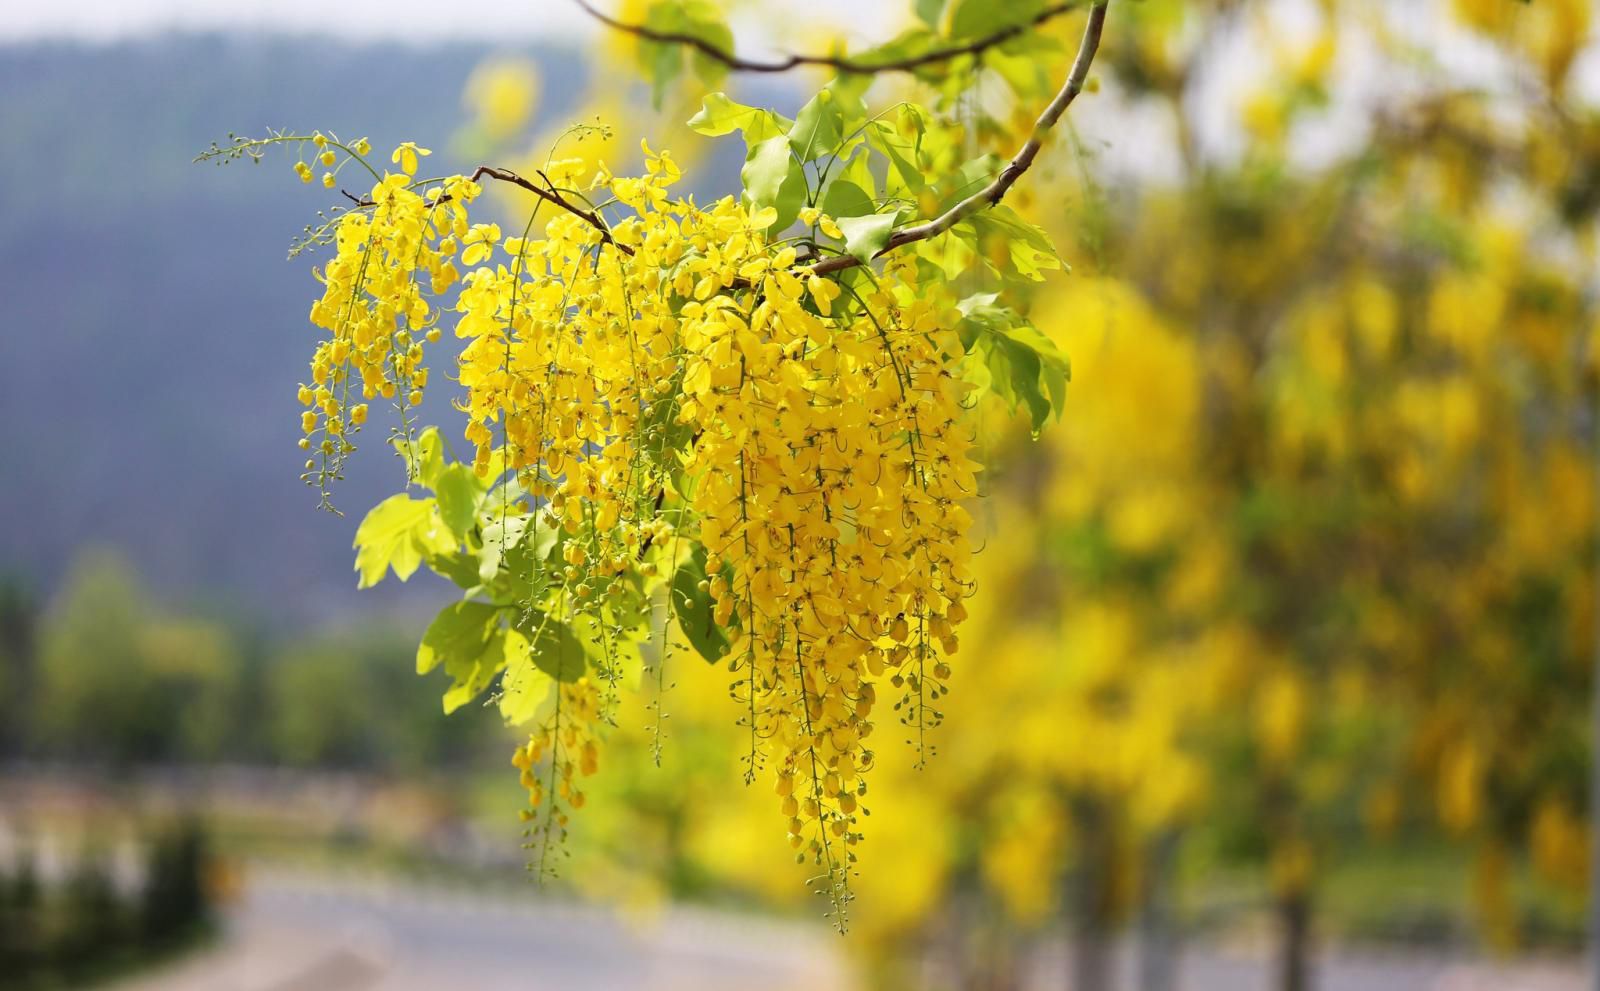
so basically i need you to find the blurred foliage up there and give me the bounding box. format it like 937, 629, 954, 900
266, 627, 507, 771
7, 1, 1600, 987
7, 548, 505, 773
0, 820, 214, 989
33, 552, 240, 763
436, 0, 1600, 985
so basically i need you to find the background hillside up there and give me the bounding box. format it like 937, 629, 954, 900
0, 35, 591, 621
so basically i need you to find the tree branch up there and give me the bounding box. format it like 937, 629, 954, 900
406, 3, 1107, 282
468, 166, 635, 256
808, 0, 1109, 278
345, 166, 637, 257
572, 0, 1083, 76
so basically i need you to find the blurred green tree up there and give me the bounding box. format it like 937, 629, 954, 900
266, 628, 504, 771
0, 579, 38, 756
34, 551, 241, 763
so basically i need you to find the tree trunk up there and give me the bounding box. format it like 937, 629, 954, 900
1137, 830, 1179, 991
1070, 798, 1114, 991
1275, 889, 1312, 991
1589, 386, 1600, 991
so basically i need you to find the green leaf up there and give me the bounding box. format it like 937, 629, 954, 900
643, 36, 684, 107
392, 427, 445, 490
684, 18, 733, 90
442, 625, 518, 715
984, 31, 1062, 96
991, 334, 1049, 430
416, 600, 500, 675
670, 544, 731, 663
820, 177, 874, 221
914, 0, 946, 28
497, 626, 551, 725
836, 213, 897, 266
481, 519, 561, 605
686, 93, 793, 146
434, 463, 483, 540
352, 494, 455, 589
957, 295, 1069, 431
933, 153, 1003, 211
742, 135, 807, 231
418, 600, 513, 714
426, 550, 483, 590
967, 205, 1064, 282
477, 512, 530, 583
839, 148, 878, 198
638, 0, 734, 106
947, 0, 1043, 40
529, 525, 562, 563
511, 609, 590, 683
789, 91, 843, 162
867, 119, 926, 196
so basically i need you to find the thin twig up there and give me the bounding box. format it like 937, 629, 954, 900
468, 166, 635, 256
348, 166, 636, 256
572, 0, 1082, 75
373, 5, 1104, 283
808, 0, 1109, 277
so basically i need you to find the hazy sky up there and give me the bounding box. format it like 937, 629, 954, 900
0, 0, 897, 44
4, 0, 1592, 180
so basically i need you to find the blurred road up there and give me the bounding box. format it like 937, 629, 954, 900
1028, 941, 1585, 991
108, 868, 856, 991
106, 868, 1585, 991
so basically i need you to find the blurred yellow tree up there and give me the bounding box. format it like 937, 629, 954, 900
452, 2, 1600, 988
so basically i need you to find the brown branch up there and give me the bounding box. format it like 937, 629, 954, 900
344, 166, 635, 257
467, 166, 635, 256
352, 4, 1104, 288
807, 1, 1108, 278
573, 0, 1082, 75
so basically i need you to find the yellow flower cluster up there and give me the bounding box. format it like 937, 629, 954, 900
294, 140, 980, 913
681, 249, 979, 883
296, 155, 476, 504
512, 676, 603, 820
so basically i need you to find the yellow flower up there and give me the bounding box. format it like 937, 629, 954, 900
806, 273, 840, 315
390, 141, 431, 176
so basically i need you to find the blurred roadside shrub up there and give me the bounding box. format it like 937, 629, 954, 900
0, 819, 214, 989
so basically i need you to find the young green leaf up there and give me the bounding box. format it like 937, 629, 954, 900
476, 513, 526, 583
426, 550, 484, 590
392, 426, 444, 490
433, 463, 484, 540
968, 205, 1064, 281
946, 0, 1045, 40
670, 543, 731, 663
638, 0, 734, 106
867, 120, 926, 196
958, 295, 1070, 430
820, 177, 874, 221
836, 213, 897, 266
512, 609, 590, 683
416, 600, 500, 676
742, 135, 807, 231
789, 91, 843, 162
496, 626, 551, 724
687, 93, 793, 146
442, 625, 519, 715
352, 494, 455, 588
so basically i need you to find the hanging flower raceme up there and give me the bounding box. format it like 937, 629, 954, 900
202, 90, 1074, 926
